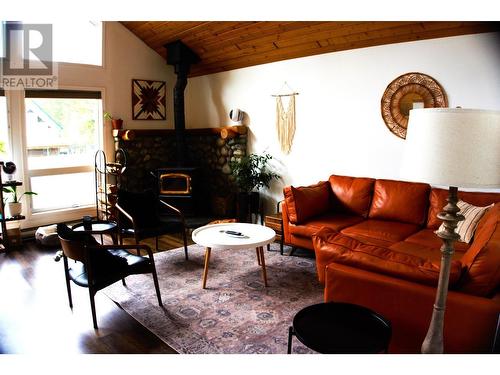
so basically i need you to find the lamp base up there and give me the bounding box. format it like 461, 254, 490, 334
421, 186, 464, 354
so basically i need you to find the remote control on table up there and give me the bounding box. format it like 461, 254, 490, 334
219, 230, 246, 237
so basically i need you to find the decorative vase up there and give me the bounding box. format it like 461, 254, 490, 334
7, 202, 22, 217
111, 119, 123, 130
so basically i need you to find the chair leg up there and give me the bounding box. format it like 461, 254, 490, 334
122, 278, 127, 286
183, 230, 189, 260
135, 236, 140, 256
288, 326, 294, 354
150, 263, 162, 307
88, 288, 98, 330
63, 257, 73, 309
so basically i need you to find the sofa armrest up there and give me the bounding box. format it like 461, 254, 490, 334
282, 200, 292, 245
325, 262, 500, 353
459, 203, 500, 296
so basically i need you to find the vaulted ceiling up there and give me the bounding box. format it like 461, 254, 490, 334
121, 21, 499, 77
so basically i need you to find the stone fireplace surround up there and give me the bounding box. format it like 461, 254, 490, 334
115, 127, 247, 218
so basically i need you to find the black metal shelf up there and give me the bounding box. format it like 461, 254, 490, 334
0, 161, 26, 251
2, 181, 23, 187
0, 215, 26, 221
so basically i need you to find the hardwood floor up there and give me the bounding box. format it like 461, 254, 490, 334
0, 233, 192, 354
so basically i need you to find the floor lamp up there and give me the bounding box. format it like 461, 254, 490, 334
401, 108, 500, 353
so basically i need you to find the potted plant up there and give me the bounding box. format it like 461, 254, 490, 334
104, 112, 123, 130
2, 185, 37, 217
230, 152, 280, 222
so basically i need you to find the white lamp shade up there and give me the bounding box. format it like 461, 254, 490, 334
401, 108, 500, 189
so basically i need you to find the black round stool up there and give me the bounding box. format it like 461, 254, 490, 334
288, 302, 392, 354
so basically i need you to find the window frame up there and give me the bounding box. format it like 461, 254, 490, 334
8, 85, 106, 228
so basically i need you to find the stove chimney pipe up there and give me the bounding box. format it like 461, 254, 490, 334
165, 40, 200, 166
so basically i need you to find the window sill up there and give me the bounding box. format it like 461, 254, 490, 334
22, 205, 96, 229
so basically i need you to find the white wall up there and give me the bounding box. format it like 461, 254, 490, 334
185, 32, 500, 212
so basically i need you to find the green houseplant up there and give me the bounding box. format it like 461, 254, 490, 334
2, 185, 37, 217
230, 152, 280, 222
104, 112, 123, 130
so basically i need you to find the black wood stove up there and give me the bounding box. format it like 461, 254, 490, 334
157, 41, 207, 217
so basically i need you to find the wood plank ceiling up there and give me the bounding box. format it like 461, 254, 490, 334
121, 21, 499, 77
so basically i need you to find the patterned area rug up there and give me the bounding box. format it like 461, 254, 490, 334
104, 243, 323, 353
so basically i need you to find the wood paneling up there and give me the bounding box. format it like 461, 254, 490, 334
121, 21, 500, 77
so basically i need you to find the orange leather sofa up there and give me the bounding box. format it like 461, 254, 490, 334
282, 175, 500, 353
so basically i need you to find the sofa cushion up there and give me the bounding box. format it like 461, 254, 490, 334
368, 179, 430, 225
328, 175, 375, 217
389, 240, 464, 262
283, 181, 331, 224
437, 200, 494, 243
312, 228, 463, 286
341, 219, 421, 246
427, 188, 500, 229
289, 213, 364, 238
404, 229, 470, 254
459, 204, 500, 296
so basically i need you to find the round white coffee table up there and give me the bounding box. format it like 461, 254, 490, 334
192, 222, 276, 289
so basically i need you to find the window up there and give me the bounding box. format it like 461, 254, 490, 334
0, 90, 10, 160
24, 90, 102, 213
52, 21, 102, 66
0, 22, 5, 58
4, 21, 103, 66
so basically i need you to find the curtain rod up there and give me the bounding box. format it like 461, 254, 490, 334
271, 92, 299, 97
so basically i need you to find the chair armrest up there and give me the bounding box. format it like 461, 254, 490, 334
115, 203, 134, 224
159, 199, 186, 227
281, 200, 292, 245
115, 202, 137, 230
276, 200, 284, 214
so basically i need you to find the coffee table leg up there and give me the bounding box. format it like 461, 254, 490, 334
202, 247, 211, 289
256, 248, 261, 265
258, 246, 268, 287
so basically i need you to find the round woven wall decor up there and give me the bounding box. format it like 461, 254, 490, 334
381, 72, 447, 139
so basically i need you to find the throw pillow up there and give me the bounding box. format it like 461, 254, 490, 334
283, 181, 331, 224
436, 200, 494, 243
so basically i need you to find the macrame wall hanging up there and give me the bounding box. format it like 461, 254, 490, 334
273, 82, 299, 154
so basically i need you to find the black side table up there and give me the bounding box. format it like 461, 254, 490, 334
288, 302, 391, 354
72, 220, 118, 244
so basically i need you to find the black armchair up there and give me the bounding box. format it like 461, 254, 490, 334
115, 189, 189, 260
56, 223, 162, 329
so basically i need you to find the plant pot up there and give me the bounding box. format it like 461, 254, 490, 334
111, 119, 123, 130
7, 202, 22, 217
237, 192, 260, 223
250, 191, 260, 213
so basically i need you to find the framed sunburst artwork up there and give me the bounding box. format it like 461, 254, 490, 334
132, 79, 166, 120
